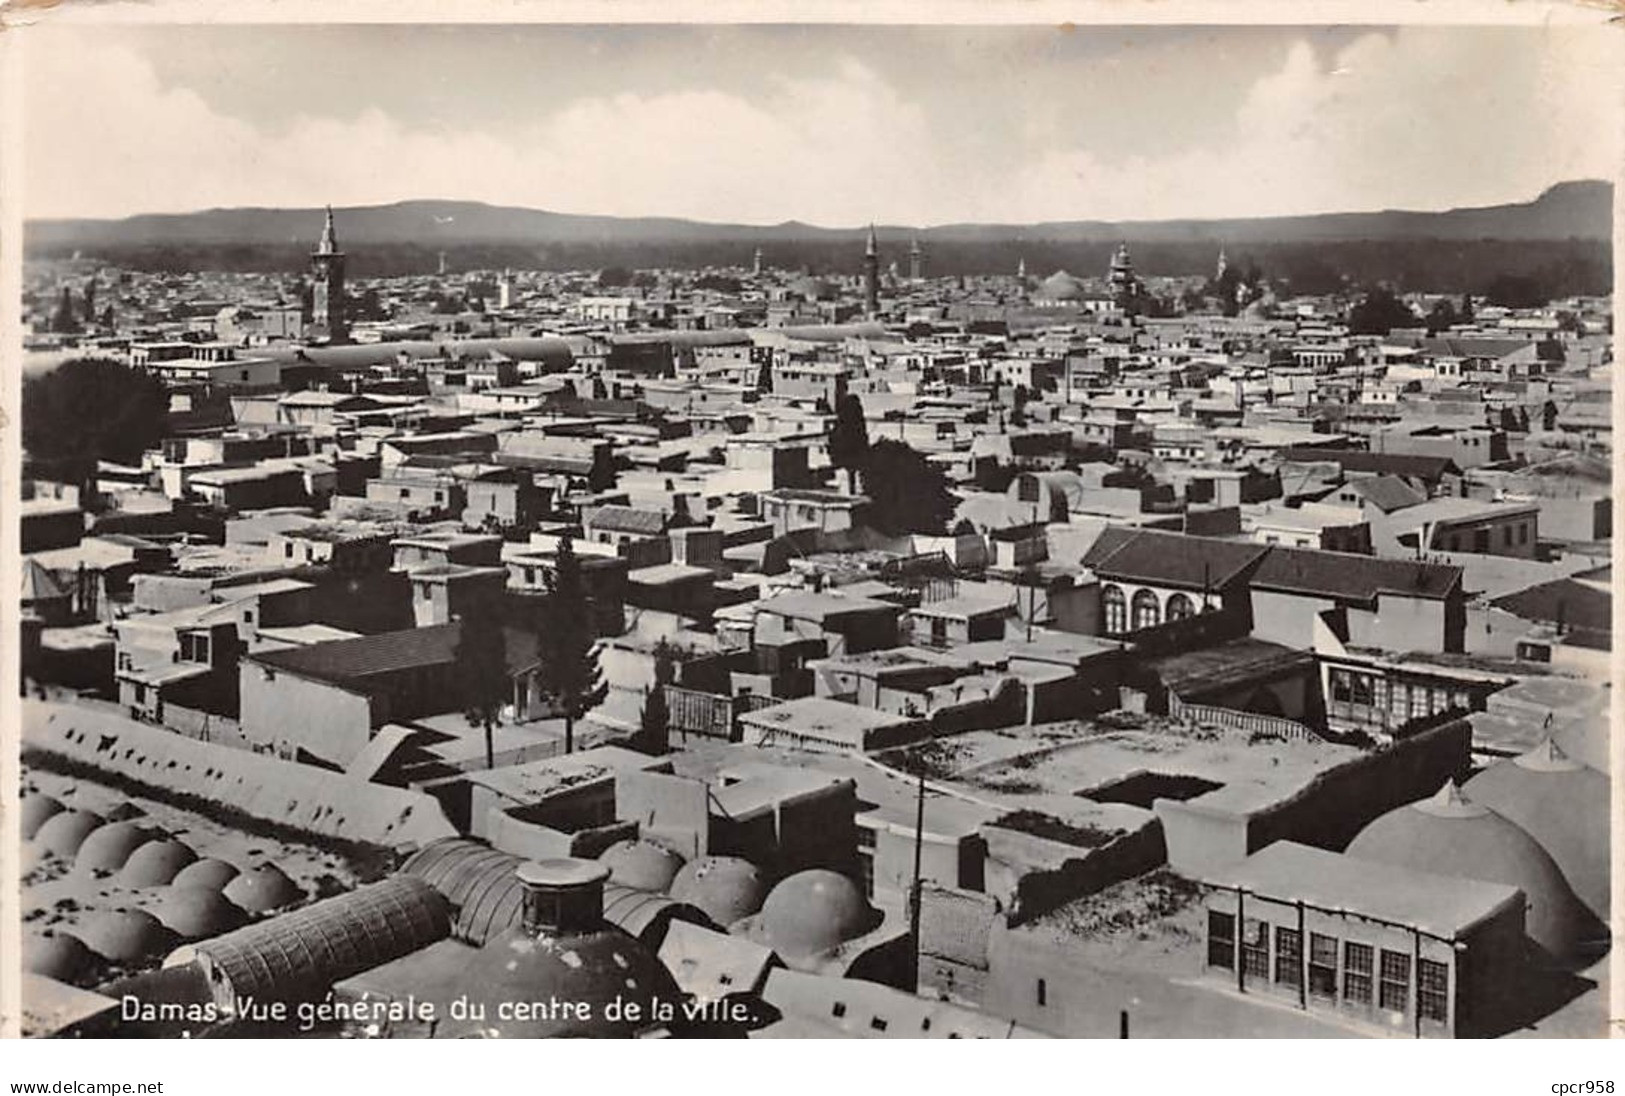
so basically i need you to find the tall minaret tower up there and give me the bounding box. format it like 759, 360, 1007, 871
863, 224, 880, 317
310, 206, 348, 345
908, 236, 923, 282
752, 247, 764, 278
1215, 245, 1228, 282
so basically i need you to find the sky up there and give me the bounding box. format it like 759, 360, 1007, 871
19, 23, 1622, 225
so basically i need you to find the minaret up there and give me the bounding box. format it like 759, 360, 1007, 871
498, 268, 514, 309
1017, 256, 1027, 283
310, 206, 348, 345
1215, 245, 1228, 282
752, 247, 763, 278
863, 224, 880, 317
908, 236, 923, 282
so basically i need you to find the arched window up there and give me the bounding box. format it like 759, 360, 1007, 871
1131, 589, 1161, 631
1102, 585, 1127, 635
1166, 593, 1195, 622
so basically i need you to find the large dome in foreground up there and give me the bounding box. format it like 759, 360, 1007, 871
1464, 739, 1610, 924
1346, 782, 1596, 963
669, 856, 765, 927
752, 869, 880, 963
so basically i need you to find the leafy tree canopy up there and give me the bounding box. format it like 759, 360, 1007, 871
23, 358, 168, 480
858, 438, 957, 536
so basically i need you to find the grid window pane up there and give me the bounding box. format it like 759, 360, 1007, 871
1344, 942, 1373, 1005
1308, 933, 1338, 998
1379, 950, 1411, 1013
1274, 927, 1302, 987
1418, 959, 1449, 1023
1208, 911, 1236, 970
1241, 918, 1269, 979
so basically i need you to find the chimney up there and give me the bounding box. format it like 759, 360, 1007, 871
516, 858, 610, 935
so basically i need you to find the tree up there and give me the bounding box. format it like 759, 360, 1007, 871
857, 438, 956, 536
535, 533, 607, 754
1425, 299, 1459, 335
1010, 385, 1031, 428
1347, 286, 1417, 336
22, 358, 168, 483
635, 682, 670, 756
452, 593, 509, 769
828, 393, 870, 493
51, 288, 81, 334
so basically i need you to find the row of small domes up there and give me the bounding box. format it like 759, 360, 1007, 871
598, 840, 879, 961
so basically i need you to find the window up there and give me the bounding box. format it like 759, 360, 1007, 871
1503, 526, 1513, 546
1102, 585, 1127, 635
1379, 950, 1411, 1013
243, 610, 253, 623
869, 1016, 888, 1033
1241, 918, 1269, 980
1417, 959, 1449, 1023
1309, 933, 1338, 998
831, 1002, 846, 1019
1208, 911, 1236, 970
1350, 673, 1374, 707
1331, 669, 1352, 703
284, 542, 294, 558
1518, 523, 1529, 545
1036, 978, 1047, 1007
1344, 943, 1373, 1005
1131, 589, 1161, 631
1274, 927, 1302, 987
1166, 593, 1195, 622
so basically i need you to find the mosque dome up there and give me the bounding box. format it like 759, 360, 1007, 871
117, 839, 199, 887
21, 794, 65, 841
78, 907, 177, 965
669, 856, 766, 926
156, 885, 252, 940
753, 869, 880, 962
171, 858, 241, 893
1553, 713, 1609, 775
34, 809, 107, 860
75, 821, 158, 876
1463, 740, 1610, 922
599, 840, 686, 893
1345, 781, 1595, 962
435, 860, 684, 1039
223, 864, 304, 913
1034, 270, 1085, 301
24, 931, 101, 986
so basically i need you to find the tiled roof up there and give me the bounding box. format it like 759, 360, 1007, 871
1281, 447, 1459, 481
1083, 528, 1269, 590
1252, 545, 1460, 602
583, 504, 667, 536
1347, 474, 1427, 514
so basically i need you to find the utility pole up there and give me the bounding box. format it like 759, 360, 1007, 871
909, 766, 926, 991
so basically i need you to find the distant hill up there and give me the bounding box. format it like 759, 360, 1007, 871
23, 181, 1612, 293
29, 180, 1613, 250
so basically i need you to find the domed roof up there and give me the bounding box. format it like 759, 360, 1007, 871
223, 863, 304, 913
438, 922, 682, 1038
1346, 782, 1595, 962
78, 907, 177, 964
754, 869, 880, 961
171, 857, 241, 892
156, 885, 252, 940
599, 840, 686, 893
669, 856, 765, 926
25, 931, 101, 985
1035, 270, 1085, 300
117, 839, 198, 887
21, 794, 65, 841
34, 809, 107, 859
75, 821, 157, 875
1464, 740, 1610, 921
1553, 713, 1609, 775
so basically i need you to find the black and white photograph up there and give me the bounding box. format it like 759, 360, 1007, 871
2, 7, 1618, 1064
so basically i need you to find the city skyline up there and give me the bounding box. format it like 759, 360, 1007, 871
21, 23, 1621, 224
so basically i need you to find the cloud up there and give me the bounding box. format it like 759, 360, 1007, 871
22, 26, 1620, 223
